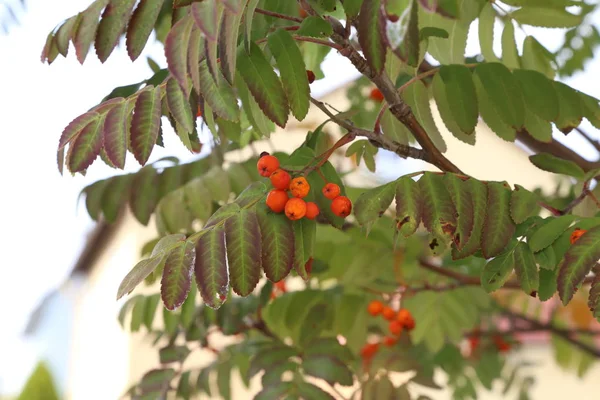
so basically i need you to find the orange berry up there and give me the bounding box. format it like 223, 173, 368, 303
360, 343, 379, 359
196, 105, 202, 117
257, 154, 280, 177
387, 13, 400, 22
382, 306, 396, 321
397, 309, 415, 331
389, 320, 403, 336
493, 336, 511, 353
289, 177, 310, 198
285, 198, 307, 220
307, 70, 316, 84
367, 300, 384, 316
369, 88, 384, 102
322, 183, 341, 200
570, 228, 587, 244
383, 336, 398, 347
331, 196, 352, 218
270, 169, 291, 190
468, 336, 480, 350
266, 189, 289, 213
305, 202, 320, 220
274, 280, 287, 293
298, 6, 308, 18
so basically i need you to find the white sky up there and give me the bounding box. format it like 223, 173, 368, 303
0, 0, 599, 395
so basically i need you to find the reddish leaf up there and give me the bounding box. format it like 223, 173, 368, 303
67, 117, 104, 173
395, 176, 421, 237
218, 7, 243, 85
103, 100, 128, 169
444, 173, 474, 249
194, 226, 229, 309
95, 0, 137, 62
161, 241, 196, 310
257, 203, 294, 282
165, 15, 194, 92
225, 209, 262, 296
198, 60, 239, 121
58, 112, 101, 151
418, 172, 456, 239
452, 178, 488, 259
187, 25, 204, 95
130, 86, 162, 165
55, 15, 80, 56
74, 0, 109, 64
191, 1, 222, 41
482, 182, 515, 258
166, 77, 195, 135
587, 265, 600, 319
558, 225, 600, 305
126, 0, 166, 61
358, 0, 386, 74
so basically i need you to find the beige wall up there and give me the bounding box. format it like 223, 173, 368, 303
66, 87, 597, 399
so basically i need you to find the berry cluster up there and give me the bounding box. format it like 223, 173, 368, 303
360, 301, 416, 362
570, 228, 587, 244
468, 331, 513, 355
257, 153, 353, 220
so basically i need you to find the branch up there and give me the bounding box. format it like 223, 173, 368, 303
324, 19, 463, 174
254, 7, 303, 23
576, 127, 600, 153
501, 308, 600, 358
310, 98, 429, 163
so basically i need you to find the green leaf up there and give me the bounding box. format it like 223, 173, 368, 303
536, 245, 558, 271
513, 70, 559, 121
437, 65, 478, 135
473, 75, 516, 142
159, 345, 191, 364
166, 77, 195, 136
529, 153, 585, 179
524, 108, 552, 143
203, 166, 231, 203
539, 268, 558, 301
403, 80, 447, 151
74, 0, 108, 64
395, 176, 421, 237
553, 82, 583, 133
254, 382, 295, 400
95, 0, 137, 63
419, 172, 456, 240
101, 174, 132, 222
580, 93, 600, 130
478, 2, 499, 62
102, 100, 128, 169
225, 209, 262, 296
297, 382, 335, 400
194, 226, 229, 309
204, 203, 241, 229
126, 0, 166, 61
161, 240, 196, 310
380, 108, 409, 145
511, 7, 582, 28
342, 0, 363, 18
217, 360, 231, 400
237, 73, 275, 138
143, 293, 160, 330
482, 182, 515, 258
302, 355, 353, 386
474, 63, 525, 129
67, 116, 104, 173
529, 215, 577, 253
54, 15, 79, 57
237, 42, 289, 128
130, 296, 146, 332
257, 204, 295, 282
139, 368, 176, 394
294, 218, 317, 280
304, 337, 353, 363
191, 1, 222, 40
130, 86, 162, 165
198, 60, 240, 121
445, 174, 475, 249
128, 167, 158, 225
558, 224, 600, 304
501, 20, 520, 70
117, 255, 167, 300
296, 15, 333, 37
420, 4, 467, 64
510, 184, 539, 224
358, 0, 386, 74
432, 74, 474, 145
249, 345, 298, 378
514, 242, 540, 294
180, 280, 197, 329
268, 29, 310, 121
244, 0, 260, 51
522, 36, 554, 78
354, 182, 397, 227
481, 250, 515, 292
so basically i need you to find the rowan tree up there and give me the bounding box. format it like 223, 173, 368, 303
44, 0, 600, 399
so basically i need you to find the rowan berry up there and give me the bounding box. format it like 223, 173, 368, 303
382, 306, 396, 321
397, 309, 416, 331
322, 183, 341, 200
468, 336, 480, 350
383, 336, 398, 347
360, 343, 379, 359
274, 280, 287, 293
270, 169, 291, 190
306, 70, 316, 84
289, 177, 310, 198
285, 198, 307, 220
387, 13, 400, 22
305, 202, 320, 220
331, 196, 352, 218
367, 300, 384, 316
570, 228, 587, 244
266, 189, 288, 213
257, 154, 279, 177
493, 336, 511, 353
389, 320, 403, 336
369, 88, 384, 102
196, 105, 202, 117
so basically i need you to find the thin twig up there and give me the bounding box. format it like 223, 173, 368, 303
576, 127, 600, 153
254, 7, 303, 23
